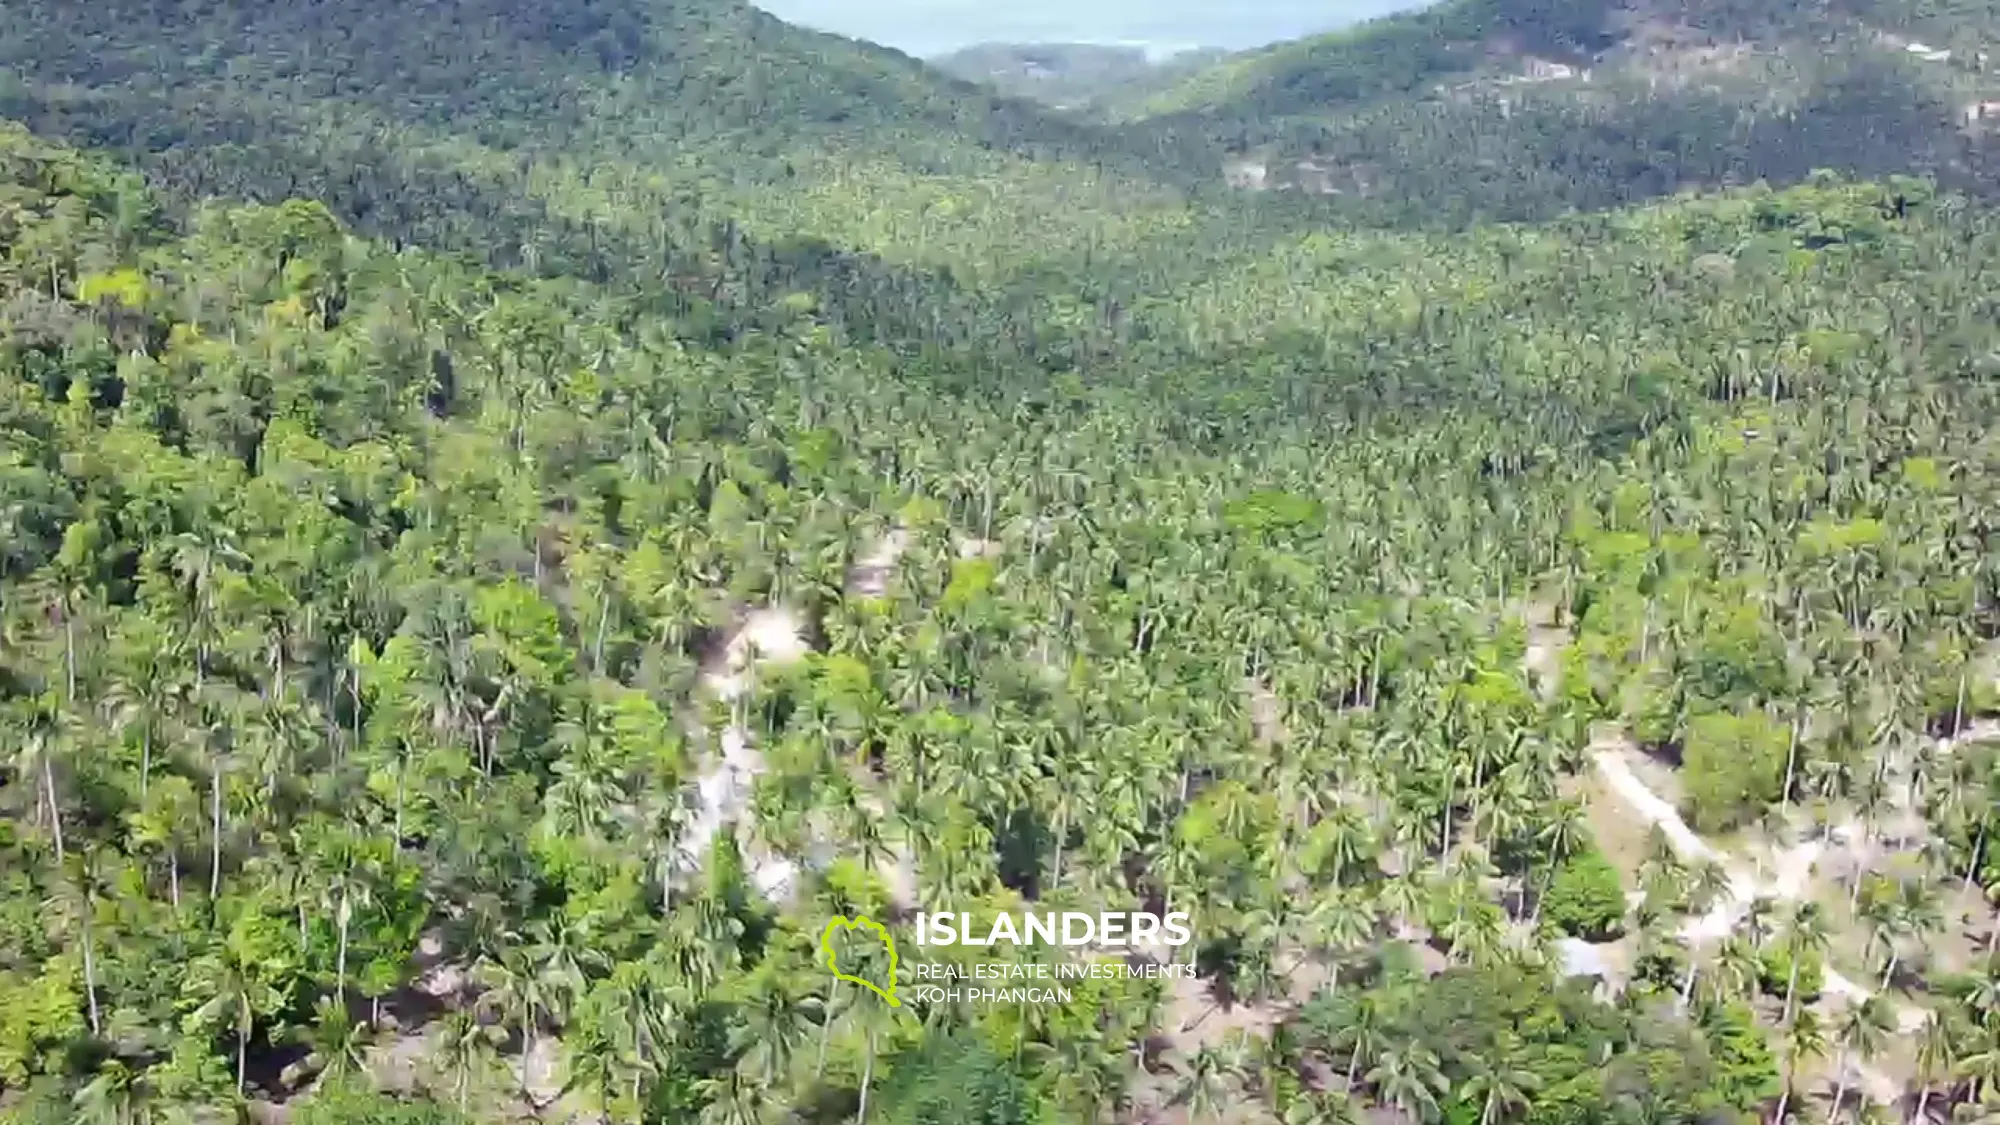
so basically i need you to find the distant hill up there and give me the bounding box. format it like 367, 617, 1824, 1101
0, 0, 1196, 300
1107, 0, 2000, 223
0, 0, 1248, 381
930, 42, 1227, 109
10, 0, 2000, 282
0, 0, 1101, 158
1109, 0, 1839, 121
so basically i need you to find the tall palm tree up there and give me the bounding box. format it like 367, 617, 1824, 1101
72, 1059, 155, 1125
181, 938, 285, 1095
731, 969, 819, 1093
1708, 936, 1764, 1005
315, 834, 376, 1003
1775, 1007, 1828, 1125
103, 630, 183, 802
431, 1009, 502, 1113
1304, 890, 1378, 988
475, 943, 562, 1104
1175, 1043, 1239, 1125
1954, 1022, 2000, 1107
45, 848, 113, 1036
851, 995, 903, 1125
1687, 858, 1733, 915
1910, 1008, 1957, 1125
695, 1070, 763, 1125
7, 698, 68, 865
283, 996, 373, 1090
1830, 995, 1896, 1117
1779, 901, 1833, 1022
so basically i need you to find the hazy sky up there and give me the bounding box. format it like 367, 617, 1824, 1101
751, 0, 1422, 56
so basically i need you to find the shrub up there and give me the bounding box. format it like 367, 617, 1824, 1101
293, 1081, 468, 1125
1757, 945, 1825, 1006
1681, 709, 1789, 833
881, 1034, 1042, 1125
1543, 845, 1627, 941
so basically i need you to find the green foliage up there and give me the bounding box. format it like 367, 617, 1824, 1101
1681, 710, 1791, 834
1542, 844, 1628, 941
880, 1035, 1043, 1125
1758, 945, 1826, 1005
941, 557, 997, 614
1108, 0, 1997, 233
293, 1082, 469, 1125
1698, 1001, 1784, 1111
1223, 490, 1325, 534
75, 267, 149, 308
0, 963, 85, 1086
1298, 963, 1774, 1125
0, 0, 1993, 1110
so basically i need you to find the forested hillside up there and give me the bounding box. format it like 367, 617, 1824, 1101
10, 0, 2000, 1122
1112, 0, 2000, 225
13, 0, 2000, 292
0, 0, 1217, 346
11, 82, 2000, 1123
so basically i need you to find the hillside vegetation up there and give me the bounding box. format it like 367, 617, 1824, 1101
8, 0, 2000, 1123
10, 109, 2000, 1123
1111, 0, 2000, 224
12, 0, 2000, 287
0, 0, 1212, 323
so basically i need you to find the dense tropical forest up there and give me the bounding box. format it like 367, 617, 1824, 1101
8, 0, 2000, 1123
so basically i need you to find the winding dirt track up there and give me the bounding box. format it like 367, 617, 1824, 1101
1567, 666, 2000, 1106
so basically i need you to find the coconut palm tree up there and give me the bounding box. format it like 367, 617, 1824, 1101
1365, 1040, 1448, 1124
731, 968, 819, 1094
1830, 995, 1896, 1118
431, 1009, 503, 1113
475, 943, 562, 1104
1779, 901, 1833, 1022
1462, 1050, 1540, 1125
282, 997, 373, 1090
1176, 1043, 1238, 1125
180, 934, 286, 1096
1776, 1007, 1829, 1125
1910, 1007, 1958, 1125
72, 1059, 154, 1125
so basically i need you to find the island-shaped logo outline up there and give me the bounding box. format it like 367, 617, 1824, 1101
819, 914, 901, 1007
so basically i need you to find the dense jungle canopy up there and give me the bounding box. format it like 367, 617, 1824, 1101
7, 0, 2000, 1123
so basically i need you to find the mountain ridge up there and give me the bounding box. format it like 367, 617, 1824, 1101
1093, 0, 2000, 222
0, 0, 1224, 374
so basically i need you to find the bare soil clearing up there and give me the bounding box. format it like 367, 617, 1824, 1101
846, 526, 910, 597
682, 604, 812, 900
1245, 677, 1285, 746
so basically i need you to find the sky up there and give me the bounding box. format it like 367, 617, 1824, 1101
750, 0, 1422, 57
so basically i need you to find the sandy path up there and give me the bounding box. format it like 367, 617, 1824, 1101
679, 525, 939, 907
1590, 746, 1913, 1106
679, 606, 810, 900
1565, 639, 2000, 1105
